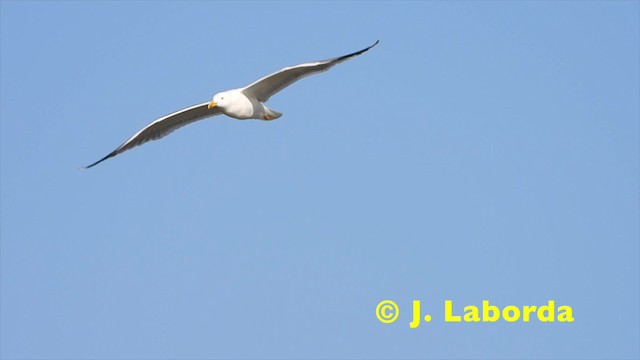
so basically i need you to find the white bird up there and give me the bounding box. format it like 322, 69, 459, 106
86, 40, 379, 168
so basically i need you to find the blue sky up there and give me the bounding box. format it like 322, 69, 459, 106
1, 1, 638, 359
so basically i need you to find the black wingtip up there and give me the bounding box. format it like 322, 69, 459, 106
363, 40, 380, 52
334, 40, 380, 63
358, 40, 380, 54
84, 151, 117, 169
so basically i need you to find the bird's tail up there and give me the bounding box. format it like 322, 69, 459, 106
263, 107, 282, 121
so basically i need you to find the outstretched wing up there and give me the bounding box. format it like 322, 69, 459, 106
242, 40, 379, 102
86, 102, 223, 168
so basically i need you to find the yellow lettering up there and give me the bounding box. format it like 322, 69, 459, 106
502, 305, 520, 322
523, 306, 537, 322
557, 306, 574, 322
440, 300, 572, 323
483, 300, 500, 322
445, 300, 461, 322
537, 300, 555, 322
409, 300, 421, 328
463, 306, 480, 322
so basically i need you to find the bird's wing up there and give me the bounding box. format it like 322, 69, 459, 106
242, 40, 378, 102
86, 102, 222, 168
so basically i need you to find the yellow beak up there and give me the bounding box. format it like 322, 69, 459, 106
208, 101, 217, 109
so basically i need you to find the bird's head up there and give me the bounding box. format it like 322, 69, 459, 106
209, 92, 229, 109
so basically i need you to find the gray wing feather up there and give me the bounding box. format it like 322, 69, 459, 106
86, 102, 222, 168
242, 40, 379, 102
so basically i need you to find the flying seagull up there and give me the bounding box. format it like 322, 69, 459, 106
86, 40, 379, 168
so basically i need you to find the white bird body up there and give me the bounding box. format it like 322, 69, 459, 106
212, 89, 281, 120
86, 40, 378, 168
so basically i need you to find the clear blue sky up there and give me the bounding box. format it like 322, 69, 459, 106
1, 1, 638, 359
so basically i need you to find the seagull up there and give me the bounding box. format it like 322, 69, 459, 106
86, 40, 379, 168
